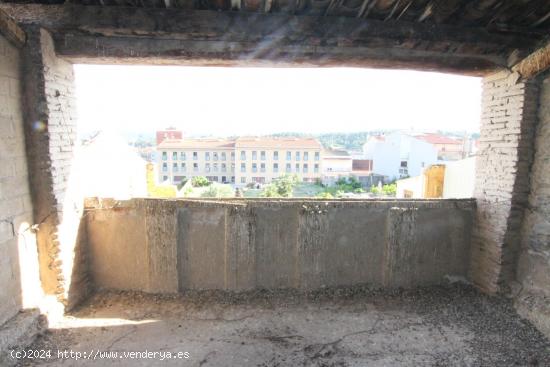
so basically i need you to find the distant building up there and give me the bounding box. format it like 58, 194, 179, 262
321, 148, 352, 186
416, 133, 465, 160
362, 132, 438, 182
350, 159, 384, 188
156, 127, 183, 145
156, 136, 323, 186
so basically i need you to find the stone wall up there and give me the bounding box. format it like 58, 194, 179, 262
85, 198, 474, 292
21, 27, 87, 308
0, 32, 31, 326
515, 72, 550, 338
471, 71, 539, 294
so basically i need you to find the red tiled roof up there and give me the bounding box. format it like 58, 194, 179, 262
235, 137, 322, 149
416, 134, 462, 145
158, 138, 235, 149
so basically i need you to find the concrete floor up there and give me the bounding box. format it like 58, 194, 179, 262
18, 284, 549, 367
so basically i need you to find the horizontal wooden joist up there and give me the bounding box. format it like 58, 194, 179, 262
0, 4, 541, 75
512, 41, 550, 80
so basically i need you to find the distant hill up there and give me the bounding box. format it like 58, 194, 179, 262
269, 131, 391, 151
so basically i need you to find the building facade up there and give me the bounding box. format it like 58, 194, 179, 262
415, 133, 465, 161
321, 148, 352, 186
156, 137, 323, 186
362, 132, 438, 181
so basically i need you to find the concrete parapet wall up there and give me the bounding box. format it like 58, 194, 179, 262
85, 198, 474, 292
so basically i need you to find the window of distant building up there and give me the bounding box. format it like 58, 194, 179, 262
193, 163, 199, 172
181, 163, 186, 171
260, 163, 266, 172
173, 162, 178, 172
205, 152, 210, 161
400, 161, 408, 168
273, 151, 278, 160
296, 163, 300, 172
241, 163, 246, 172
162, 152, 167, 161
193, 152, 198, 160
231, 163, 235, 172
213, 163, 218, 172
303, 152, 309, 161
221, 163, 227, 172
162, 162, 168, 172
295, 151, 300, 160
252, 163, 258, 173
252, 151, 257, 160
286, 163, 291, 172
213, 152, 218, 161
180, 152, 186, 160
231, 176, 235, 183
241, 177, 246, 183
172, 152, 177, 160
273, 163, 279, 173
260, 151, 266, 160
241, 151, 246, 160
163, 175, 168, 181
314, 163, 319, 173
286, 151, 291, 160
303, 163, 308, 173
221, 152, 226, 161
314, 152, 320, 161
231, 152, 235, 160
205, 163, 211, 172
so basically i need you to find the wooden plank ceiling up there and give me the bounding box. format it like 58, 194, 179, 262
6, 0, 550, 37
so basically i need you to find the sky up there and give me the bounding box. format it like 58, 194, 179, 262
74, 65, 481, 138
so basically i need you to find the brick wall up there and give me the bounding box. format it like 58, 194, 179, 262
471, 71, 539, 294
515, 72, 550, 338
21, 27, 87, 308
0, 33, 36, 325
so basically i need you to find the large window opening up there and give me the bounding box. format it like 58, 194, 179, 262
74, 65, 480, 199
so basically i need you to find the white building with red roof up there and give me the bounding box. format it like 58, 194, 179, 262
362, 132, 438, 181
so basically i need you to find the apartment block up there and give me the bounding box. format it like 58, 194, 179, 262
156, 137, 323, 185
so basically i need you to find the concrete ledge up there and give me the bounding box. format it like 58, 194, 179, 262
85, 198, 474, 293
0, 309, 45, 367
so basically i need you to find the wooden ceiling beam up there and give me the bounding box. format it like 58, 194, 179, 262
0, 3, 540, 75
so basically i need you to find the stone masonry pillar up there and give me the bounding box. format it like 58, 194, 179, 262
21, 27, 78, 304
471, 71, 540, 293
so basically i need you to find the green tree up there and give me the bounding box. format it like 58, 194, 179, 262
191, 176, 211, 187
261, 174, 300, 197
382, 183, 397, 196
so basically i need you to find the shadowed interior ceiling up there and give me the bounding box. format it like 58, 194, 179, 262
1, 0, 549, 74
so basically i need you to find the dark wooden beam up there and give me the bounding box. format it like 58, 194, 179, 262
0, 3, 539, 75
0, 8, 25, 47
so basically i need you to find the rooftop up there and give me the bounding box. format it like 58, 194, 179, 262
417, 134, 463, 145
157, 136, 323, 150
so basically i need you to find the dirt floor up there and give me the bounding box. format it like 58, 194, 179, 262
17, 284, 550, 367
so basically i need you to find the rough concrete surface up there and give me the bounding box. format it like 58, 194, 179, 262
86, 199, 473, 294
14, 284, 549, 367
0, 310, 45, 367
